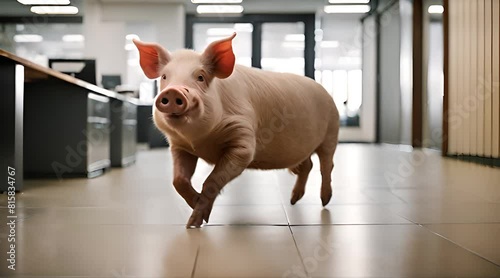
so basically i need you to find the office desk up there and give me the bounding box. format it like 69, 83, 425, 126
0, 49, 137, 191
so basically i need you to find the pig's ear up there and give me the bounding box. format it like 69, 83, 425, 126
202, 33, 236, 79
133, 39, 170, 79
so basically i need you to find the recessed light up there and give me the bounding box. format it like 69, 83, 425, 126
324, 5, 370, 13
428, 5, 444, 14
14, 34, 43, 43
196, 5, 244, 14
31, 6, 79, 15
18, 0, 70, 5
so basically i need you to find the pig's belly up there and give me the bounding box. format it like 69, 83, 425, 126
248, 137, 322, 170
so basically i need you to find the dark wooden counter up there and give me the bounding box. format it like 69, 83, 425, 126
0, 49, 138, 191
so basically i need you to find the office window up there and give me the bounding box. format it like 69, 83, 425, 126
0, 23, 84, 67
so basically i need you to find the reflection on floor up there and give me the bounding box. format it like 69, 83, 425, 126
1, 144, 500, 277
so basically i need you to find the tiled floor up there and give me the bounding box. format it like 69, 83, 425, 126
1, 144, 500, 277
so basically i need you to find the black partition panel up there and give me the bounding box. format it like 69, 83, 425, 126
0, 57, 23, 191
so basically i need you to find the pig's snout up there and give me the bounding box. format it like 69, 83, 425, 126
156, 86, 189, 115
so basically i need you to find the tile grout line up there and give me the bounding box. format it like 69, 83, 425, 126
420, 225, 500, 268
287, 225, 310, 277
190, 245, 201, 278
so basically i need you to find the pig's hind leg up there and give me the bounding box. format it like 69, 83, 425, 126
316, 125, 339, 206
289, 156, 313, 205
172, 148, 200, 209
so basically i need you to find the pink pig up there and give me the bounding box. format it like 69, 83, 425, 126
133, 33, 339, 228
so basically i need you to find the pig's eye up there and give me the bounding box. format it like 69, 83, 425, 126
161, 74, 166, 80
197, 75, 204, 82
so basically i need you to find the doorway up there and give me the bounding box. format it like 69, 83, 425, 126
186, 14, 315, 78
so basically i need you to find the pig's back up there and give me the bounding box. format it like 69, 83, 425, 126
224, 65, 338, 169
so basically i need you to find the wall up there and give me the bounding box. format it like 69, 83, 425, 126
83, 0, 185, 87
447, 0, 500, 158
378, 1, 403, 144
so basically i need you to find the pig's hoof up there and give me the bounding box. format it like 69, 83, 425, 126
321, 190, 332, 207
186, 209, 205, 229
290, 189, 304, 205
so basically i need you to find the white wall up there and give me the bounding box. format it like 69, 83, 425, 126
83, 0, 185, 87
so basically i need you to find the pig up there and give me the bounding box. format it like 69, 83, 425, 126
133, 33, 339, 228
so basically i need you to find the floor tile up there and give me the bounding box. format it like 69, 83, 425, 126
0, 144, 498, 277
193, 226, 304, 278
425, 223, 500, 265
0, 206, 191, 226
387, 203, 500, 224
206, 205, 288, 225
0, 224, 199, 277
284, 205, 411, 225
291, 225, 500, 277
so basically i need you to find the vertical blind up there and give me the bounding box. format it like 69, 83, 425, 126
448, 0, 500, 158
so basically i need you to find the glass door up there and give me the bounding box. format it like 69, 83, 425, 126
261, 22, 305, 76
188, 14, 375, 142
192, 23, 253, 67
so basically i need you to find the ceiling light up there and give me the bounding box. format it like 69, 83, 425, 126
324, 5, 370, 13
320, 41, 339, 48
329, 0, 369, 3
285, 34, 305, 42
62, 34, 84, 42
18, 0, 70, 4
196, 5, 244, 14
14, 34, 43, 43
192, 0, 242, 3
31, 6, 78, 15
428, 5, 444, 14
207, 28, 235, 36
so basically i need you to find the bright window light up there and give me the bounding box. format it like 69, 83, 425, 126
206, 36, 226, 44
234, 23, 253, 32
31, 6, 79, 14
329, 0, 369, 3
285, 34, 305, 42
196, 5, 244, 14
207, 28, 235, 36
321, 41, 339, 48
192, 0, 242, 3
62, 34, 84, 42
126, 34, 140, 40
17, 0, 69, 5
281, 41, 304, 49
428, 5, 444, 14
14, 34, 43, 43
324, 5, 370, 13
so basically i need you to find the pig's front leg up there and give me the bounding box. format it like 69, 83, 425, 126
186, 134, 255, 228
171, 148, 200, 209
